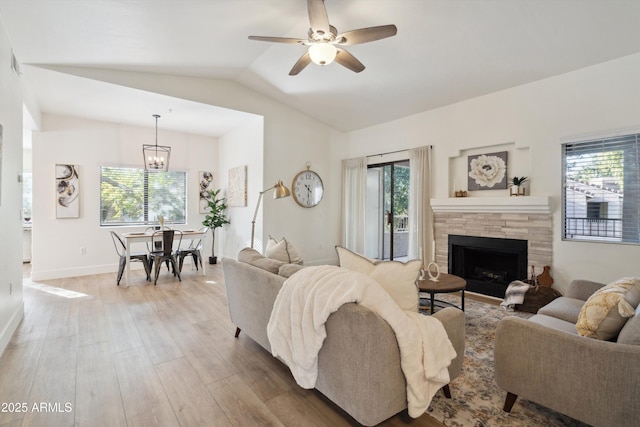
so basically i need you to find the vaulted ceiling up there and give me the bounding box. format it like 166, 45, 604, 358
1, 0, 639, 135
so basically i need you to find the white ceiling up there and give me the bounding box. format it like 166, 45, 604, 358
1, 0, 639, 135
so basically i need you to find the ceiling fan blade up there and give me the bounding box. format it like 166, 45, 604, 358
248, 36, 305, 44
289, 52, 312, 76
334, 48, 365, 73
337, 24, 398, 45
307, 0, 330, 36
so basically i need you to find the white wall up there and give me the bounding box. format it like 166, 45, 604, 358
343, 53, 640, 291
21, 52, 640, 290
45, 67, 344, 265
218, 116, 264, 256
0, 19, 26, 355
30, 114, 219, 280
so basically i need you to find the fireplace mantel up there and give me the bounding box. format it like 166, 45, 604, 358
431, 196, 551, 214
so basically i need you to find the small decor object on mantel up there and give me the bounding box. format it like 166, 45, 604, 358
509, 176, 528, 197
202, 189, 230, 264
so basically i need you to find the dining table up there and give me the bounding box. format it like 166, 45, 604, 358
120, 228, 207, 286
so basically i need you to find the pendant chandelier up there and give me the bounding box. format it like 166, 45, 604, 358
143, 114, 171, 172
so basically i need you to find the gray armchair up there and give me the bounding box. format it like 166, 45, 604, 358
494, 279, 640, 427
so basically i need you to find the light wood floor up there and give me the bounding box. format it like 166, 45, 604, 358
0, 263, 446, 427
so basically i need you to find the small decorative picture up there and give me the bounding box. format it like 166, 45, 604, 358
198, 171, 214, 213
56, 164, 80, 218
227, 165, 247, 207
467, 151, 508, 190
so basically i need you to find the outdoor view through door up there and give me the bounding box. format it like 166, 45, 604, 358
365, 160, 410, 261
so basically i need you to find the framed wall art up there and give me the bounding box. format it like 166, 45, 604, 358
467, 151, 508, 191
227, 165, 247, 207
198, 171, 214, 213
56, 164, 80, 218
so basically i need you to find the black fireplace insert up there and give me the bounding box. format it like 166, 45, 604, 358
448, 235, 527, 298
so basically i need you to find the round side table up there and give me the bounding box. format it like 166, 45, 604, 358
417, 273, 466, 314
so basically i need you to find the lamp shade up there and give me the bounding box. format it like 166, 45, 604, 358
273, 180, 291, 198
308, 43, 337, 66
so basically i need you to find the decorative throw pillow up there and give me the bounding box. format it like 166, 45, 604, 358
335, 245, 422, 312
265, 236, 304, 265
617, 303, 640, 345
237, 247, 284, 275
576, 277, 640, 340
278, 263, 306, 278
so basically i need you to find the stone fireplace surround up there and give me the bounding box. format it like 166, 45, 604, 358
431, 197, 553, 289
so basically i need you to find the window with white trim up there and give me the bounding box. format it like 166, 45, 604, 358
100, 166, 187, 226
562, 132, 640, 243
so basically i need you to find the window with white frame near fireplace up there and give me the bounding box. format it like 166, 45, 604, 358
562, 131, 640, 244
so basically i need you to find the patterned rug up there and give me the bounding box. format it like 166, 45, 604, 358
426, 294, 590, 427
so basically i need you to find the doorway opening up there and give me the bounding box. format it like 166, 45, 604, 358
365, 160, 410, 261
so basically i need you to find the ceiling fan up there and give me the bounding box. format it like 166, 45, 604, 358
248, 0, 397, 75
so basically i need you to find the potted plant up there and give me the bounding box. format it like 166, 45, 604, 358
202, 189, 230, 264
510, 176, 528, 196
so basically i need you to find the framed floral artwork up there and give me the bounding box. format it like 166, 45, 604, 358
198, 171, 214, 213
467, 151, 508, 190
56, 164, 80, 218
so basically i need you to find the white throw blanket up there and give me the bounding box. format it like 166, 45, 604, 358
501, 280, 532, 310
267, 265, 457, 418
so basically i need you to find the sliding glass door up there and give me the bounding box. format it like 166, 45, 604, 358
365, 160, 410, 260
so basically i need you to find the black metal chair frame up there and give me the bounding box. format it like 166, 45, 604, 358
149, 229, 183, 285
177, 227, 208, 273
146, 226, 173, 272
110, 231, 151, 285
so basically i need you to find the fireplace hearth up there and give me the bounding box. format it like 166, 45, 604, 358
448, 235, 527, 298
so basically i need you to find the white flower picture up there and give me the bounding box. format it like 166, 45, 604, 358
467, 151, 508, 190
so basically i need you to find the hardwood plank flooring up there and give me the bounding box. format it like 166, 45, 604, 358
0, 263, 445, 427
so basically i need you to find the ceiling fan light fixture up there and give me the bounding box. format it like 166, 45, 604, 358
248, 0, 397, 75
308, 43, 337, 66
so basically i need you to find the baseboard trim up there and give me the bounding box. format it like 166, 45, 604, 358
0, 302, 24, 357
30, 263, 146, 281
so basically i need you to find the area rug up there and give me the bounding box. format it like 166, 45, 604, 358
426, 295, 590, 427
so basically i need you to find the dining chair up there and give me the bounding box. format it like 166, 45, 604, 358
149, 229, 183, 285
178, 227, 208, 273
145, 226, 172, 251
146, 226, 173, 272
110, 231, 151, 285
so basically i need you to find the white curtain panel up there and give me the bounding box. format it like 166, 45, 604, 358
341, 157, 368, 253
408, 146, 433, 266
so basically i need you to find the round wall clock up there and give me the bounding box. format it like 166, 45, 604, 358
292, 163, 324, 208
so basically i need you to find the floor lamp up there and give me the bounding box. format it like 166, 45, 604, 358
251, 180, 291, 249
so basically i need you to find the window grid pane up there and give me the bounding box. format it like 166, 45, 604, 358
100, 166, 187, 226
562, 134, 640, 244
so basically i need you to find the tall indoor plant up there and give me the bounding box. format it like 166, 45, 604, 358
202, 189, 230, 264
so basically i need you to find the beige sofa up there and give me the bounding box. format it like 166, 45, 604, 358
495, 279, 640, 427
221, 252, 465, 426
